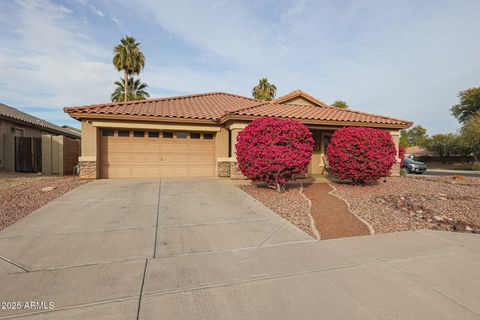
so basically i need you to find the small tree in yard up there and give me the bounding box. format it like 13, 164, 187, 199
236, 117, 314, 192
326, 127, 397, 185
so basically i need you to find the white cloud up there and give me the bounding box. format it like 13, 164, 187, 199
0, 0, 115, 112
88, 4, 105, 17
120, 0, 480, 133
1, 0, 479, 132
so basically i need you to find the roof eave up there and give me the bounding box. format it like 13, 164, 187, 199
221, 114, 412, 129
0, 114, 80, 139
66, 112, 220, 124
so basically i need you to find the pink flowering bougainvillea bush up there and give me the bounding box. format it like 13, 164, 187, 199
326, 127, 397, 185
236, 117, 314, 192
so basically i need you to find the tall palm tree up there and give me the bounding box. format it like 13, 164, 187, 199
252, 78, 277, 101
113, 35, 146, 101
331, 100, 349, 108
111, 78, 150, 102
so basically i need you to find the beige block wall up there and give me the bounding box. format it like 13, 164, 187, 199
0, 120, 7, 169
41, 135, 53, 175
2, 134, 14, 171
42, 135, 65, 175
52, 135, 64, 175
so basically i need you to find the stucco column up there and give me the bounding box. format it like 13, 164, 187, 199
390, 130, 401, 177
79, 120, 98, 179
228, 123, 248, 179
230, 128, 241, 159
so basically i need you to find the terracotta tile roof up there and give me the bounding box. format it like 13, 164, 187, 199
271, 89, 331, 107
64, 92, 260, 121
231, 102, 411, 127
64, 91, 412, 128
1, 103, 80, 138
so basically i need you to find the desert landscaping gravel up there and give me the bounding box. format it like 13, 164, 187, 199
0, 173, 88, 231
331, 176, 480, 234
240, 182, 372, 239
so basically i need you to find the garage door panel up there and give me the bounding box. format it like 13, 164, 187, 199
132, 143, 147, 152
132, 154, 146, 164
146, 155, 161, 164
147, 167, 161, 176
101, 131, 215, 178
116, 167, 131, 178
115, 153, 131, 163
116, 142, 131, 152
161, 143, 175, 153
174, 167, 188, 177
131, 167, 147, 177
147, 143, 161, 152
174, 154, 188, 164
202, 145, 215, 152
174, 144, 189, 152
189, 144, 202, 152
204, 167, 215, 176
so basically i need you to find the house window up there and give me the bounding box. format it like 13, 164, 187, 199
118, 130, 130, 137
190, 133, 201, 139
102, 129, 114, 136
134, 131, 145, 137
176, 132, 188, 139
148, 131, 160, 138
204, 133, 214, 139
163, 132, 173, 138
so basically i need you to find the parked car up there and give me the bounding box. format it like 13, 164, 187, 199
402, 157, 427, 174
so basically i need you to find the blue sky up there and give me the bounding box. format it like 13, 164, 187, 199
0, 0, 479, 133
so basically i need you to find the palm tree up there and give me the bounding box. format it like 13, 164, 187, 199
113, 35, 146, 101
111, 78, 150, 102
331, 100, 349, 108
252, 78, 277, 101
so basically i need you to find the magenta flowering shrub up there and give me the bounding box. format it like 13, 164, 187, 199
236, 117, 314, 192
326, 127, 396, 184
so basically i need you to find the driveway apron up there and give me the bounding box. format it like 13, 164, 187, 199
1, 179, 479, 319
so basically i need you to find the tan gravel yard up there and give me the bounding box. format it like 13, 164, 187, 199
0, 172, 88, 231
240, 175, 480, 240
332, 176, 480, 234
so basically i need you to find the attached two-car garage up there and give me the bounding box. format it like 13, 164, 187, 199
99, 128, 216, 178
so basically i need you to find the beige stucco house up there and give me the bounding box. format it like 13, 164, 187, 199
64, 90, 412, 179
1, 103, 81, 174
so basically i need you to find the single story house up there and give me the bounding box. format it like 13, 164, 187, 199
64, 90, 412, 179
405, 146, 439, 158
0, 103, 81, 174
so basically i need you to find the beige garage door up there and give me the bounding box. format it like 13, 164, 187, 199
100, 129, 216, 178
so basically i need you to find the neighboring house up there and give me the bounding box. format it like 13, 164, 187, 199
405, 146, 439, 158
61, 125, 82, 136
0, 103, 81, 175
64, 90, 412, 179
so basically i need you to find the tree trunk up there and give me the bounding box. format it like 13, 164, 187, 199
124, 70, 128, 102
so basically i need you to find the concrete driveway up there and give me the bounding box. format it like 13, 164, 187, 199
1, 179, 479, 319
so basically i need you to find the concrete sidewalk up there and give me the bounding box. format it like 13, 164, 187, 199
0, 179, 479, 319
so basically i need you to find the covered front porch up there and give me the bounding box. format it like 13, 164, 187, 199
216, 123, 402, 179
